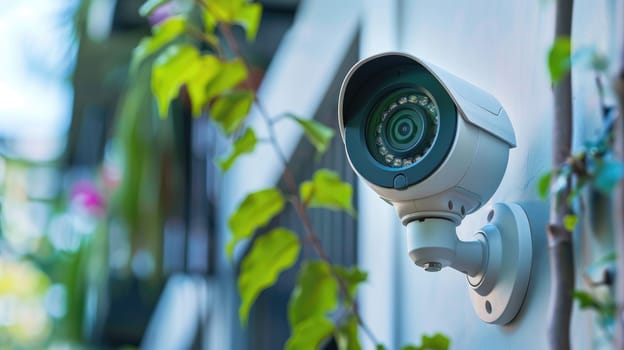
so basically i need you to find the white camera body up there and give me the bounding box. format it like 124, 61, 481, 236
338, 52, 516, 225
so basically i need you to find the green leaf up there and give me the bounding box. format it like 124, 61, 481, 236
420, 333, 450, 350
204, 59, 248, 100
573, 290, 600, 310
567, 47, 609, 72
287, 114, 335, 157
597, 252, 618, 264
592, 53, 609, 72
300, 169, 355, 215
234, 2, 262, 41
285, 316, 335, 350
335, 317, 361, 350
238, 228, 300, 325
548, 37, 572, 84
563, 214, 578, 232
201, 0, 261, 40
203, 0, 239, 21
151, 44, 201, 117
334, 265, 367, 299
217, 128, 257, 171
139, 0, 169, 16
186, 54, 222, 116
548, 38, 571, 82
567, 177, 585, 206
570, 47, 595, 67
201, 0, 245, 21
288, 261, 338, 326
146, 46, 228, 117
210, 90, 254, 136
537, 171, 551, 199
131, 16, 187, 74
400, 334, 450, 350
376, 345, 387, 350
227, 188, 285, 258
202, 8, 218, 33
593, 159, 624, 193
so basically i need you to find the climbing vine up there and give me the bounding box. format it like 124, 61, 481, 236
129, 0, 449, 349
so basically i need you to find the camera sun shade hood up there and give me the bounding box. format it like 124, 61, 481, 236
338, 52, 517, 148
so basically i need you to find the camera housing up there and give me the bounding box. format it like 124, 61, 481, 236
338, 52, 516, 225
338, 52, 534, 325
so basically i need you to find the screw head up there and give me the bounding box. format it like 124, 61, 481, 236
423, 262, 442, 272
487, 210, 495, 222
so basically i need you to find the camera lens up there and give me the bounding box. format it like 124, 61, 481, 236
386, 110, 424, 150
366, 89, 439, 168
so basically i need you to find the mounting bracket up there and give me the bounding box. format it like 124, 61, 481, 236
405, 202, 533, 324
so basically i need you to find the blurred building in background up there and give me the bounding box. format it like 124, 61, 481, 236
0, 0, 623, 349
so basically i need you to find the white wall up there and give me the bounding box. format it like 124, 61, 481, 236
358, 0, 623, 349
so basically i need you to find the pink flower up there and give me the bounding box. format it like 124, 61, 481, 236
70, 180, 105, 216
149, 2, 176, 26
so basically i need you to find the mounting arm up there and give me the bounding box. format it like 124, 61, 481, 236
404, 203, 533, 325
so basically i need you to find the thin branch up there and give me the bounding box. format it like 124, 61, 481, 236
218, 22, 381, 347
185, 25, 223, 57
595, 75, 608, 116
262, 103, 380, 347
595, 75, 617, 140
189, 0, 226, 57
269, 112, 290, 125
255, 101, 298, 192
193, 0, 209, 11
220, 23, 242, 60
547, 1, 575, 349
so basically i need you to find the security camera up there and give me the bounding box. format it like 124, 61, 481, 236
338, 52, 516, 224
338, 52, 534, 325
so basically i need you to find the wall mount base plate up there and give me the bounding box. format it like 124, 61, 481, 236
467, 202, 533, 325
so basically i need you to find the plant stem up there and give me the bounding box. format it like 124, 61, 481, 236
258, 99, 380, 346
185, 25, 222, 57
219, 22, 381, 347
611, 43, 624, 350
255, 101, 298, 190
548, 1, 575, 349
193, 0, 210, 11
